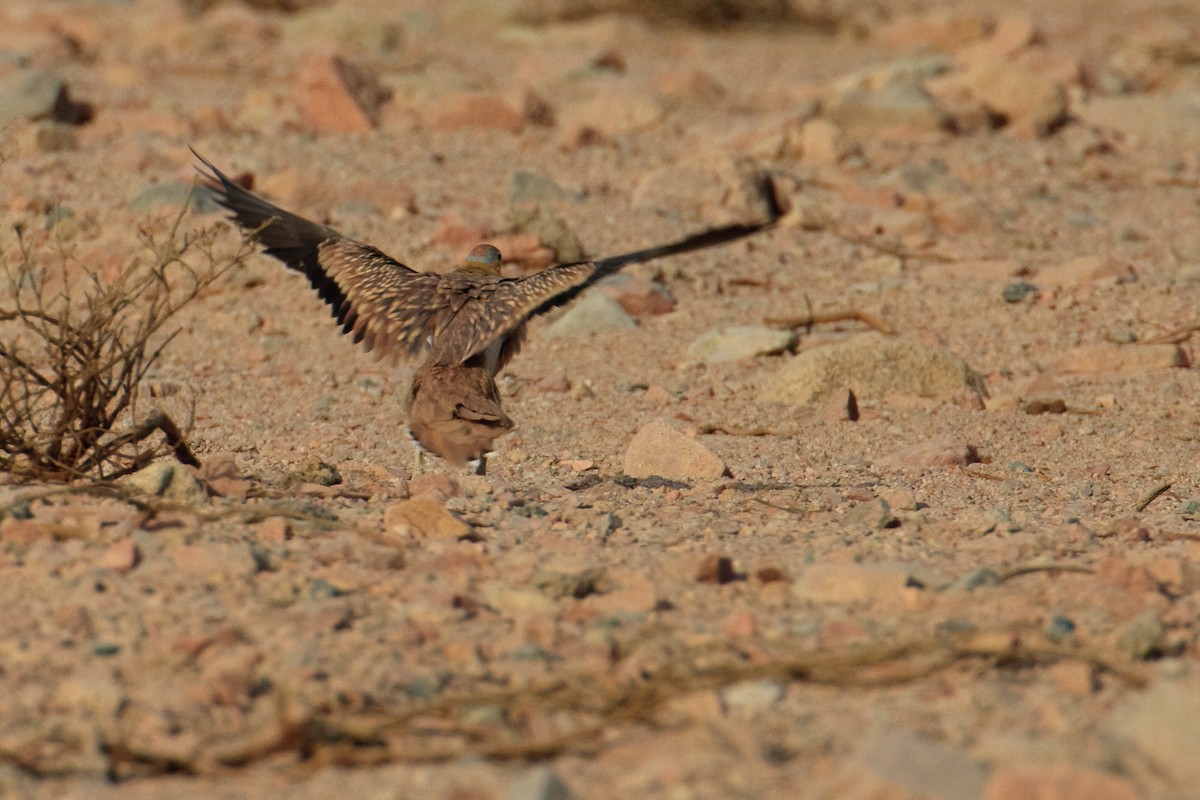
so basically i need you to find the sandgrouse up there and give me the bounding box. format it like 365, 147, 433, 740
193, 149, 781, 472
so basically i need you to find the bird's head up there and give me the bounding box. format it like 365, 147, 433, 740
460, 244, 503, 276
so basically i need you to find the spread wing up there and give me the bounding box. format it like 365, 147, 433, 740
194, 148, 446, 360
427, 261, 598, 366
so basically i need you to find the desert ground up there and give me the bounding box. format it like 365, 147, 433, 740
2, 0, 1200, 797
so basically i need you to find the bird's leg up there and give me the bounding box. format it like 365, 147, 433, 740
411, 446, 425, 478
473, 455, 487, 477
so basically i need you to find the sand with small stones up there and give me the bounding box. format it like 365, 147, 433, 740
3, 1, 1200, 798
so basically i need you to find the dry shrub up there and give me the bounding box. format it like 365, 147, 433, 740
0, 201, 246, 481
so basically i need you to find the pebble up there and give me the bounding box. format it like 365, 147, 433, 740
557, 88, 664, 140
542, 293, 636, 339
800, 118, 855, 165
882, 437, 981, 469
696, 554, 736, 584
95, 538, 141, 573
506, 766, 577, 800
596, 274, 676, 317
720, 678, 785, 713
623, 419, 728, 482
793, 563, 914, 604
0, 69, 91, 126
509, 169, 585, 205
384, 496, 472, 539
1037, 256, 1136, 288
284, 456, 342, 487
1002, 281, 1038, 303
127, 462, 209, 503
280, 6, 405, 55
1106, 676, 1200, 788
128, 183, 223, 214
685, 325, 796, 365
955, 58, 1068, 136
834, 730, 989, 800
427, 93, 525, 134
1051, 344, 1189, 375
1113, 612, 1164, 659
759, 334, 984, 406
198, 454, 251, 499
983, 764, 1139, 800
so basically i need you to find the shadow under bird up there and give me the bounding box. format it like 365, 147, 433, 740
193, 149, 782, 472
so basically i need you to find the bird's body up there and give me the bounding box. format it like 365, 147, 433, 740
193, 149, 780, 470
405, 360, 514, 469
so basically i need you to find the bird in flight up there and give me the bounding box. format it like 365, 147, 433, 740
193, 148, 781, 472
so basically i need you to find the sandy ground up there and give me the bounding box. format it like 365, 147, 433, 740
3, 0, 1200, 798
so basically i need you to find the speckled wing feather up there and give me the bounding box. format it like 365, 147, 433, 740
194, 149, 445, 360
427, 261, 599, 366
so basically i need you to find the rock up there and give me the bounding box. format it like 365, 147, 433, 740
281, 6, 404, 55
285, 456, 342, 487
630, 154, 769, 223
623, 419, 728, 482
1037, 256, 1136, 288
252, 517, 292, 545
408, 473, 461, 502
800, 118, 855, 165
16, 121, 77, 153
958, 16, 1038, 64
506, 766, 577, 800
882, 438, 981, 469
1077, 94, 1200, 151
876, 11, 990, 52
427, 93, 525, 133
558, 88, 664, 140
596, 274, 676, 317
128, 183, 223, 214
1113, 612, 1164, 659
296, 54, 390, 134
128, 462, 208, 503
1106, 677, 1200, 788
984, 764, 1138, 800
504, 206, 585, 264
685, 325, 796, 364
721, 678, 785, 713
696, 554, 736, 584
509, 170, 585, 205
384, 496, 472, 539
1051, 344, 1189, 375
0, 69, 92, 127
95, 538, 141, 573
823, 56, 954, 136
759, 334, 985, 406
955, 58, 1067, 136
829, 731, 989, 800
793, 563, 917, 604
199, 454, 251, 499
542, 293, 636, 339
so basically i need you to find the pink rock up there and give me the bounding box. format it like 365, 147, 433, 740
252, 517, 291, 545
800, 118, 854, 165
876, 11, 990, 51
883, 437, 981, 469
597, 275, 676, 317
1052, 344, 1189, 375
384, 497, 471, 539
296, 54, 390, 134
426, 93, 524, 134
984, 765, 1139, 800
96, 538, 141, 573
1037, 256, 1136, 288
624, 419, 728, 481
